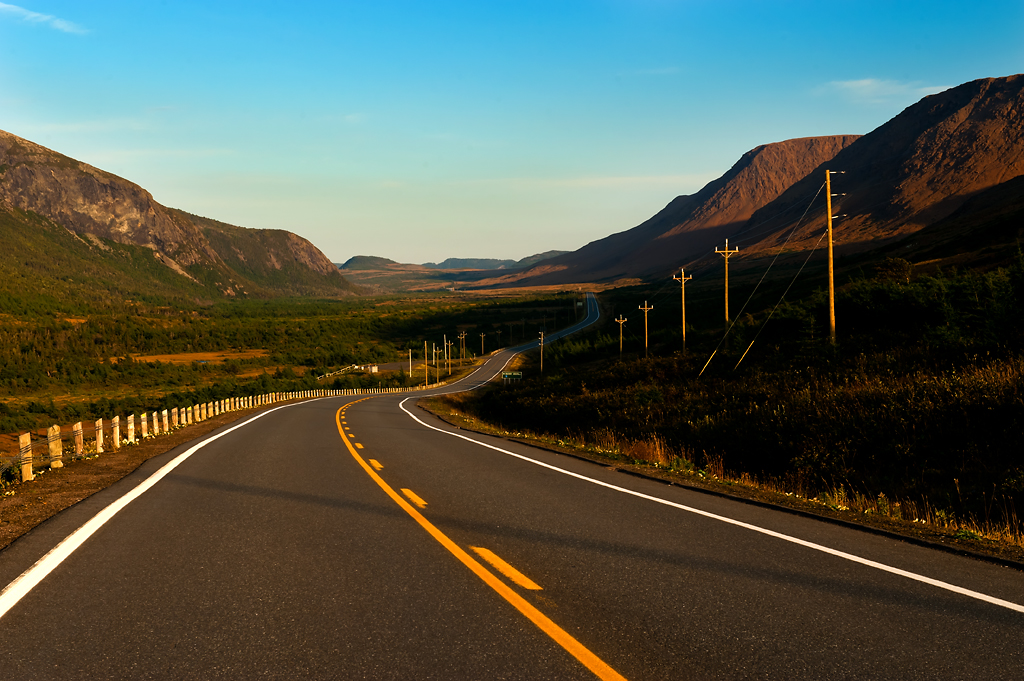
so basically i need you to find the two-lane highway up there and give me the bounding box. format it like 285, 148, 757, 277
1, 291, 1022, 678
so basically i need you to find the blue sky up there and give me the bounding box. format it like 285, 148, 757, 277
1, 1, 1021, 264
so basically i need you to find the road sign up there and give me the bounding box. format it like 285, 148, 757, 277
501, 371, 522, 381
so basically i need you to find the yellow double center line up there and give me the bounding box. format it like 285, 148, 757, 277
335, 402, 625, 681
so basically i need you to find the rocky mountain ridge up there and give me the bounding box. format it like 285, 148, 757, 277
0, 129, 356, 298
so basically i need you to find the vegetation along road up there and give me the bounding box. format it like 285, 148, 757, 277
0, 294, 1021, 679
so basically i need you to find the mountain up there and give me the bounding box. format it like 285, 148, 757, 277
0, 129, 359, 301
726, 74, 1024, 267
490, 135, 859, 287
422, 251, 570, 270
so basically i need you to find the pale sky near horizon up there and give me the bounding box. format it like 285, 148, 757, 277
1, 1, 1021, 264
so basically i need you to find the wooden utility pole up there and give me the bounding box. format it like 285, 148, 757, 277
715, 239, 739, 323
424, 340, 428, 387
639, 301, 654, 359
480, 332, 486, 356
826, 169, 837, 345
615, 315, 627, 360
538, 331, 544, 373
672, 268, 692, 351
458, 331, 467, 366
408, 349, 412, 376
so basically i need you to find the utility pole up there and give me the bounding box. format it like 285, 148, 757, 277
615, 315, 627, 360
408, 349, 412, 376
458, 331, 467, 366
826, 169, 842, 345
480, 332, 486, 356
639, 301, 654, 359
496, 328, 502, 348
715, 238, 739, 323
672, 268, 693, 352
539, 331, 544, 373
423, 340, 428, 387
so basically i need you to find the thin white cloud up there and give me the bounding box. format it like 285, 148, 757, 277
822, 78, 951, 105
0, 2, 87, 34
455, 173, 717, 190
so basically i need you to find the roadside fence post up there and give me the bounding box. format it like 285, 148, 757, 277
112, 416, 120, 451
73, 422, 84, 457
48, 425, 62, 468
152, 411, 160, 436
95, 418, 104, 454
172, 408, 178, 428
19, 433, 32, 482
128, 414, 135, 444
162, 409, 169, 433
141, 413, 148, 438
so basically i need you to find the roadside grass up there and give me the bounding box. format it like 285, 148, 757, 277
425, 391, 1024, 559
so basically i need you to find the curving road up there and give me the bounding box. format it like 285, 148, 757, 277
1, 291, 1022, 679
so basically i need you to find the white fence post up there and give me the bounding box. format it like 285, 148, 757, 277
95, 418, 104, 454
48, 425, 62, 468
112, 416, 120, 450
128, 414, 136, 444
73, 422, 84, 457
19, 433, 33, 482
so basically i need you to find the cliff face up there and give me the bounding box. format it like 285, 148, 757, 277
498, 135, 859, 286
0, 129, 356, 297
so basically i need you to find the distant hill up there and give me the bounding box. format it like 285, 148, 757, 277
422, 251, 569, 270
339, 255, 402, 270
0, 129, 359, 302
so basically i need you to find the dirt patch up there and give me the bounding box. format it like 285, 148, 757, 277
0, 406, 275, 551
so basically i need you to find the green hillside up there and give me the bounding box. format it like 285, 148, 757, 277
0, 207, 211, 314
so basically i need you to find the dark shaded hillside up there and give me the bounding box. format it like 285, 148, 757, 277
872, 175, 1024, 271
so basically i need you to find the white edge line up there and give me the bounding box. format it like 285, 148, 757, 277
0, 398, 335, 620
397, 397, 1024, 615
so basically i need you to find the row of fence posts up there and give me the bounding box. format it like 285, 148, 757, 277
4, 382, 449, 485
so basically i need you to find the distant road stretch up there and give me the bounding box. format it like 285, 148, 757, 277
2, 291, 1023, 679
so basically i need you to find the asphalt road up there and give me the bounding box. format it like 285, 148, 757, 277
1, 292, 1022, 679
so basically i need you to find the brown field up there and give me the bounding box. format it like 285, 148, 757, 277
121, 349, 269, 365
